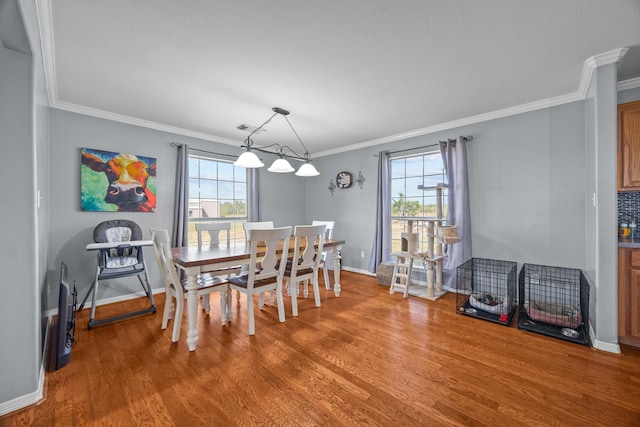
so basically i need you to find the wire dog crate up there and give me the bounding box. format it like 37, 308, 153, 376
456, 258, 518, 326
517, 263, 590, 346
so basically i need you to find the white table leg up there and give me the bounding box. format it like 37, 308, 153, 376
332, 244, 342, 297
185, 269, 200, 351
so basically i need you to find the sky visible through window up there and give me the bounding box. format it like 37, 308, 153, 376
187, 155, 248, 244
390, 151, 447, 254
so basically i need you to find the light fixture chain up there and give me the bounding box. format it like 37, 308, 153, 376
246, 111, 279, 142
283, 115, 310, 159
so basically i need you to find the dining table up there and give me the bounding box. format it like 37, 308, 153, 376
171, 237, 345, 351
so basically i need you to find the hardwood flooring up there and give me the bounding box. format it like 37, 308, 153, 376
3, 271, 640, 426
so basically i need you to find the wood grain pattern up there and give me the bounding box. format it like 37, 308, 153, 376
619, 247, 640, 348
2, 271, 640, 426
618, 100, 640, 191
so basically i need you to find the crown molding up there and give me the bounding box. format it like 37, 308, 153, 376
316, 48, 631, 158
578, 48, 629, 97
618, 76, 640, 92
315, 91, 585, 158
51, 100, 242, 147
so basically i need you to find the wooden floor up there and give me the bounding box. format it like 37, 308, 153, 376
3, 271, 640, 426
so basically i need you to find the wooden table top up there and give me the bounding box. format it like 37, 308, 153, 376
172, 238, 345, 268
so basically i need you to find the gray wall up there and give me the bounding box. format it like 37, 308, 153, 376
584, 64, 624, 347
585, 70, 598, 332
305, 151, 378, 271
48, 109, 264, 306
0, 0, 43, 408
260, 169, 306, 228
307, 101, 588, 272
467, 103, 586, 267
590, 63, 619, 348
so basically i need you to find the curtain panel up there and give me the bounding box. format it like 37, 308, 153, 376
172, 143, 189, 247
440, 137, 472, 290
368, 151, 392, 272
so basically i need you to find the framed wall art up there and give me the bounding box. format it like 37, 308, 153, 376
81, 148, 157, 212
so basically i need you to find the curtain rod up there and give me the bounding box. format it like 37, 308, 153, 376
374, 135, 473, 156
170, 142, 238, 159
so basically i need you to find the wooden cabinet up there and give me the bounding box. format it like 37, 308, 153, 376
618, 100, 640, 191
618, 247, 640, 347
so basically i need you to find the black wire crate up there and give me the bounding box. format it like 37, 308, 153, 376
456, 258, 518, 326
517, 263, 590, 346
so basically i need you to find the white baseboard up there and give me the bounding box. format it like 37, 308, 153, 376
589, 323, 621, 354
341, 266, 376, 276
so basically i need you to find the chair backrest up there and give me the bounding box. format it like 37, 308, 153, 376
245, 227, 292, 289
243, 221, 275, 241
195, 222, 231, 247
94, 219, 144, 266
94, 219, 143, 243
312, 220, 335, 240
150, 228, 183, 297
290, 224, 326, 276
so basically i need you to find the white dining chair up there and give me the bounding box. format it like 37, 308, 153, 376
312, 220, 335, 291
195, 222, 243, 302
284, 224, 326, 317
150, 228, 231, 343
196, 221, 232, 247
243, 221, 276, 305
243, 221, 275, 240
228, 227, 292, 335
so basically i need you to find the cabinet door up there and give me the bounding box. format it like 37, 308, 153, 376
618, 101, 640, 191
630, 269, 640, 340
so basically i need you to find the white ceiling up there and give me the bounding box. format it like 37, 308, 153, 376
37, 0, 640, 157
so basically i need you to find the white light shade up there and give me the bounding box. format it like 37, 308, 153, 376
234, 151, 264, 168
267, 157, 295, 173
295, 162, 320, 176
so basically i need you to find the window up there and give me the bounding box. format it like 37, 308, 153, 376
188, 155, 248, 245
390, 151, 447, 255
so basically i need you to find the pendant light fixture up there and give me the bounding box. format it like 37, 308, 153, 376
233, 107, 320, 176
234, 150, 264, 168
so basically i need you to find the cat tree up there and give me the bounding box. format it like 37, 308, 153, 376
393, 183, 460, 301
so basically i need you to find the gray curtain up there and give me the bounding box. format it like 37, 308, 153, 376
440, 137, 472, 291
248, 168, 261, 221
368, 151, 392, 272
172, 143, 189, 247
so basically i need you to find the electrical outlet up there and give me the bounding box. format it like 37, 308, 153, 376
360, 250, 365, 258
47, 283, 51, 295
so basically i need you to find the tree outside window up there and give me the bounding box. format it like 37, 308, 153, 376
188, 155, 248, 245
390, 152, 447, 256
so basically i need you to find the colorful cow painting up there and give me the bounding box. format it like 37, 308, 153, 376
81, 148, 157, 212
